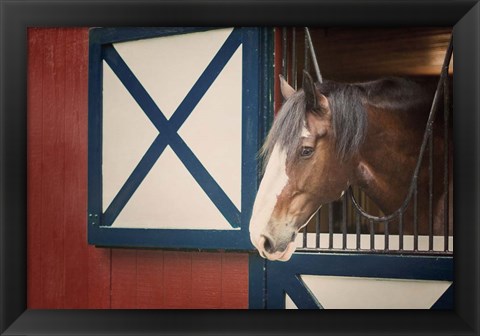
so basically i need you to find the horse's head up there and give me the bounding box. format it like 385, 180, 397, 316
249, 72, 366, 261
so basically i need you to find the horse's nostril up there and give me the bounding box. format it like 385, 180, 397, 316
262, 235, 275, 253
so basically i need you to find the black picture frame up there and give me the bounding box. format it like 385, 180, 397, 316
1, 1, 479, 335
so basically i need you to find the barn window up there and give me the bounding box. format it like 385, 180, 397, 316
88, 27, 272, 249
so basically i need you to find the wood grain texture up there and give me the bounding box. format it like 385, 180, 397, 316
136, 250, 164, 308
28, 28, 112, 309
163, 251, 193, 308
221, 253, 249, 309
111, 249, 137, 308
40, 28, 66, 308
288, 27, 453, 82
87, 247, 112, 309
191, 252, 222, 308
63, 27, 89, 309
27, 28, 250, 310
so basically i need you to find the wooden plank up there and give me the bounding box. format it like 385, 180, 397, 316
163, 251, 192, 308
27, 28, 44, 308
221, 253, 249, 309
87, 247, 112, 308
293, 27, 453, 82
40, 28, 66, 308
191, 252, 222, 308
136, 250, 164, 308
63, 28, 90, 308
111, 249, 137, 308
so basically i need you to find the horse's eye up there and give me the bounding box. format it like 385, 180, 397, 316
300, 146, 314, 158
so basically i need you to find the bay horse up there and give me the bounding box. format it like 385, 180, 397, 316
249, 72, 452, 261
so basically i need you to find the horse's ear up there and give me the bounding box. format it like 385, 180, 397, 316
302, 71, 318, 111
279, 75, 296, 100
318, 94, 329, 112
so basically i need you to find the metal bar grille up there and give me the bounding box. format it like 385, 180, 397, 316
277, 27, 453, 256
291, 27, 297, 90
355, 213, 361, 250
429, 132, 434, 251
342, 194, 347, 249
414, 182, 419, 252
328, 203, 333, 249
443, 71, 450, 252
384, 221, 389, 251
399, 211, 404, 251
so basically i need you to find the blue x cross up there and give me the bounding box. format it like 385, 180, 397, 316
102, 28, 243, 228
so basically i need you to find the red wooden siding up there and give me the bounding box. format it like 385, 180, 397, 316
27, 27, 249, 309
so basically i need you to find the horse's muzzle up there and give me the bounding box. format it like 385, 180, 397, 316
252, 234, 297, 262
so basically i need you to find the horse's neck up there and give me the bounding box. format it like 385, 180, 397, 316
349, 105, 425, 214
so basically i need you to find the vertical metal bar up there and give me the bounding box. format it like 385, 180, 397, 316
304, 30, 310, 73
328, 203, 333, 249
304, 27, 323, 83
384, 221, 389, 251
369, 220, 375, 250
356, 213, 361, 250
443, 68, 450, 252
303, 223, 308, 248
428, 132, 434, 251
315, 210, 320, 248
398, 211, 404, 251
342, 193, 347, 250
282, 27, 288, 81
291, 27, 297, 89
274, 27, 284, 116
413, 182, 418, 251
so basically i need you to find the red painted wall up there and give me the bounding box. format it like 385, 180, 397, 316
27, 27, 249, 309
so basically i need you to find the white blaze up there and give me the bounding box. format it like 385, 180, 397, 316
249, 144, 289, 247
301, 122, 311, 138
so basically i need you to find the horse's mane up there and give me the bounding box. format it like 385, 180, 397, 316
261, 80, 368, 169
260, 90, 307, 170
261, 77, 433, 170
318, 81, 368, 161
360, 77, 435, 112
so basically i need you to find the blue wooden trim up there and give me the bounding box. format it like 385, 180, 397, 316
102, 44, 171, 133
269, 253, 453, 281
263, 259, 282, 309
247, 28, 275, 308
101, 45, 170, 226
101, 30, 243, 228
103, 135, 168, 226
265, 253, 454, 309
87, 31, 104, 231
266, 262, 323, 309
283, 275, 323, 309
169, 136, 241, 227
88, 27, 269, 250
169, 28, 242, 130
88, 226, 251, 250
258, 28, 275, 163
241, 28, 260, 234
431, 283, 454, 309
248, 253, 267, 309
